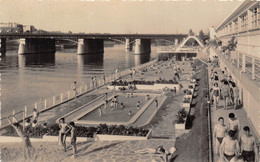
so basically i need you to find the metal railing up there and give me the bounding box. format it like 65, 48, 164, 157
0, 59, 157, 128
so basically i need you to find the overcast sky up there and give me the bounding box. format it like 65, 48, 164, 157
0, 0, 243, 34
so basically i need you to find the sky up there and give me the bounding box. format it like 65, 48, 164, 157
0, 0, 243, 34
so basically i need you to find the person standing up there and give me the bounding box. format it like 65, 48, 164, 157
214, 117, 228, 156
59, 118, 69, 152
228, 113, 241, 140
71, 81, 77, 99
7, 115, 34, 159
66, 122, 77, 159
232, 83, 239, 110
102, 75, 106, 85
220, 130, 240, 162
212, 82, 221, 110
239, 126, 258, 162
222, 81, 230, 110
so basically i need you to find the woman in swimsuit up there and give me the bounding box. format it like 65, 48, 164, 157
214, 117, 228, 156
220, 130, 240, 162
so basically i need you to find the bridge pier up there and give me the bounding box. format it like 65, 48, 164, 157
18, 38, 56, 55
77, 39, 104, 55
134, 39, 151, 55
0, 38, 6, 54
125, 38, 132, 52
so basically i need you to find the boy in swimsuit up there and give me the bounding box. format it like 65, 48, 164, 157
59, 118, 69, 152
239, 126, 258, 162
8, 115, 34, 159
228, 113, 241, 140
220, 130, 240, 162
214, 117, 228, 156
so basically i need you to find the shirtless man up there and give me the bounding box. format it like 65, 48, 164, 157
7, 115, 34, 158
220, 130, 240, 162
239, 126, 258, 162
228, 113, 241, 140
214, 117, 228, 156
59, 118, 69, 152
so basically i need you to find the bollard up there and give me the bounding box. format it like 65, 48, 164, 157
61, 93, 63, 103
44, 99, 47, 109
24, 106, 27, 117
35, 102, 37, 109
12, 110, 15, 122
53, 96, 55, 105
68, 91, 70, 99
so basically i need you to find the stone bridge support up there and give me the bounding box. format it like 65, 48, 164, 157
18, 38, 56, 55
0, 38, 6, 54
77, 39, 104, 55
125, 38, 132, 52
134, 39, 151, 55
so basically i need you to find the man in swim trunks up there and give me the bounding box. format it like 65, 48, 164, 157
228, 113, 241, 140
239, 126, 258, 162
220, 130, 240, 162
214, 117, 228, 156
59, 118, 69, 152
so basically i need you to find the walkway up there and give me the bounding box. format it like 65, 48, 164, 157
209, 63, 260, 162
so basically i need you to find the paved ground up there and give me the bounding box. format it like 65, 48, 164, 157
1, 59, 203, 162
209, 61, 260, 162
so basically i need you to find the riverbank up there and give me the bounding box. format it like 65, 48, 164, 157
1, 58, 210, 161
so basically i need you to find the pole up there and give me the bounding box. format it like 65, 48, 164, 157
44, 99, 47, 109
53, 96, 55, 106
24, 106, 27, 117
61, 93, 63, 103
12, 110, 15, 122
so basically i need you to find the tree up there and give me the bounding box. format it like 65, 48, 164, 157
198, 30, 205, 41
189, 29, 194, 36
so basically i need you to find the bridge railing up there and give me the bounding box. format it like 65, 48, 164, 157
0, 59, 157, 129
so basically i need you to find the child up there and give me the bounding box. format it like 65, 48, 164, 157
59, 118, 69, 152
66, 122, 77, 158
137, 101, 140, 110
98, 107, 103, 116
155, 99, 158, 108
32, 108, 39, 122
146, 94, 151, 100
32, 120, 38, 128
25, 118, 32, 128
129, 111, 132, 116
120, 103, 124, 109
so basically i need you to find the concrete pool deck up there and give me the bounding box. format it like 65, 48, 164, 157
1, 59, 201, 162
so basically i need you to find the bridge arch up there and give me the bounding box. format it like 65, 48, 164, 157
176, 36, 204, 51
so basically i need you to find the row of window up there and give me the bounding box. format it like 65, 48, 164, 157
218, 3, 260, 36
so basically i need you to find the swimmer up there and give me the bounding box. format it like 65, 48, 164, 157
214, 117, 228, 156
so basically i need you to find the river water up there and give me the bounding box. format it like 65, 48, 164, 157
0, 45, 158, 119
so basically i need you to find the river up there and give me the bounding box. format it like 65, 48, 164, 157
0, 45, 158, 120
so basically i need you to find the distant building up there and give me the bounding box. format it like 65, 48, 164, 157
0, 22, 23, 33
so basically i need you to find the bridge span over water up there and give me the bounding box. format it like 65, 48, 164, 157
0, 33, 187, 55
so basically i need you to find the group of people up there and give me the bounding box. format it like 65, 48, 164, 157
210, 67, 240, 110
58, 118, 77, 158
214, 113, 258, 162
